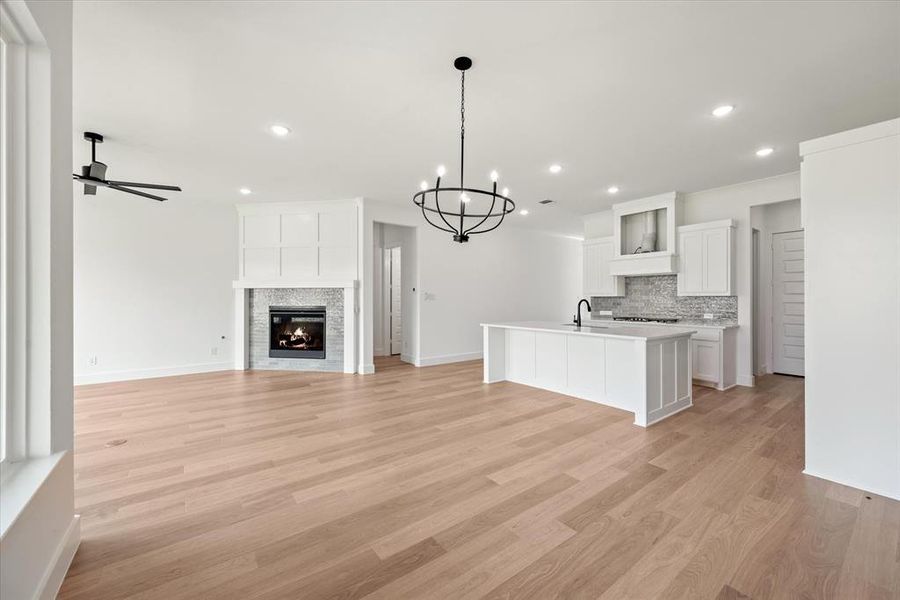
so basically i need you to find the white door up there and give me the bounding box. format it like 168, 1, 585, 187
772, 231, 805, 376
389, 247, 402, 355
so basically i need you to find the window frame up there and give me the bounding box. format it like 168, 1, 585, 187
0, 0, 51, 477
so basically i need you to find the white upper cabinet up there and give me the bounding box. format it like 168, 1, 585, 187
583, 237, 625, 297
677, 220, 734, 296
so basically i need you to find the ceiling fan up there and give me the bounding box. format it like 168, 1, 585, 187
72, 131, 182, 202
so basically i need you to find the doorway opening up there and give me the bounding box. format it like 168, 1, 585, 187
386, 246, 402, 355
372, 222, 416, 363
750, 199, 804, 378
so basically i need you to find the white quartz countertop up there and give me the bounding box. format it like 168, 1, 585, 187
481, 321, 697, 341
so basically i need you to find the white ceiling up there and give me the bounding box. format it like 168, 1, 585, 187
74, 1, 900, 235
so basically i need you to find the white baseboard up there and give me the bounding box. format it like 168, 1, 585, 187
400, 353, 415, 365
737, 374, 755, 387
415, 351, 483, 367
36, 514, 80, 600
359, 363, 375, 375
802, 468, 900, 501
75, 361, 232, 385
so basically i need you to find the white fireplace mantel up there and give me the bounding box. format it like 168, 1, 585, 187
233, 279, 359, 374
232, 279, 357, 290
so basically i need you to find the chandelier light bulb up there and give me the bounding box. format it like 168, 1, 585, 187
460, 193, 471, 204
436, 165, 446, 177
490, 170, 499, 182
420, 181, 428, 191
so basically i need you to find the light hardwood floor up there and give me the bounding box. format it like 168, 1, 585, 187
60, 357, 899, 599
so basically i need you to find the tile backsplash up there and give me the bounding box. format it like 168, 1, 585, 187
590, 275, 737, 320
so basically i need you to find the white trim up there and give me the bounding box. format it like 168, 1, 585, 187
400, 353, 415, 365
676, 218, 735, 233
415, 351, 483, 367
799, 118, 899, 157
233, 279, 357, 289
737, 374, 755, 387
0, 453, 62, 537
802, 468, 900, 502
75, 362, 231, 386
359, 363, 375, 375
235, 197, 363, 216
35, 514, 80, 600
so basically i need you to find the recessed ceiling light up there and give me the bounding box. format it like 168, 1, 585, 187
756, 147, 774, 157
269, 124, 291, 137
519, 209, 529, 216
549, 164, 562, 174
607, 186, 619, 194
419, 181, 428, 191
712, 105, 734, 117
501, 187, 509, 196
239, 187, 252, 195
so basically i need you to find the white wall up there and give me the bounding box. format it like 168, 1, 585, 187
74, 199, 237, 383
583, 173, 801, 387
1, 1, 77, 599
750, 199, 802, 374
801, 119, 900, 500
361, 200, 582, 372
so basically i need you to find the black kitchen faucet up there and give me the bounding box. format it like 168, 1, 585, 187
574, 299, 592, 328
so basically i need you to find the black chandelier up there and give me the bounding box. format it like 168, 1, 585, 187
413, 56, 515, 243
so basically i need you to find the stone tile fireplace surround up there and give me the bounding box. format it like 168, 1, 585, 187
249, 288, 344, 372
233, 282, 358, 374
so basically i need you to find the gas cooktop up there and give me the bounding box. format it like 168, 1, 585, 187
612, 316, 680, 324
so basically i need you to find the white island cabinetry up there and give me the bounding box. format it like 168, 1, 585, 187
482, 322, 695, 427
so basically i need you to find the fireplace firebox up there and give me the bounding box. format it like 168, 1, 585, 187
269, 306, 326, 359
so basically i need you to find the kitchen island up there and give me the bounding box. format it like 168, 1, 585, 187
481, 321, 696, 426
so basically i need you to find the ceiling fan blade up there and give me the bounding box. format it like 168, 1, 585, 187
106, 180, 181, 191
105, 182, 168, 202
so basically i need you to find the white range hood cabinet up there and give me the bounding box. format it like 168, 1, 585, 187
609, 192, 683, 276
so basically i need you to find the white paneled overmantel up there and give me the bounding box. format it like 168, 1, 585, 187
233, 200, 361, 374
237, 200, 360, 282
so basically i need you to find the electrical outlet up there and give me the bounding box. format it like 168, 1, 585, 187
702, 313, 714, 320
210, 346, 218, 356
88, 355, 98, 366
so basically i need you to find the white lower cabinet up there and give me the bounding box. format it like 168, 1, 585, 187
689, 327, 737, 391
691, 340, 720, 382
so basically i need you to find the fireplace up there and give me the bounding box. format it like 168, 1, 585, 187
269, 306, 326, 359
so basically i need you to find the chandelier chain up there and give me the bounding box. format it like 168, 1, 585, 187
460, 71, 465, 142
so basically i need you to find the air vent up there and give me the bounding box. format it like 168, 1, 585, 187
538, 199, 554, 205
